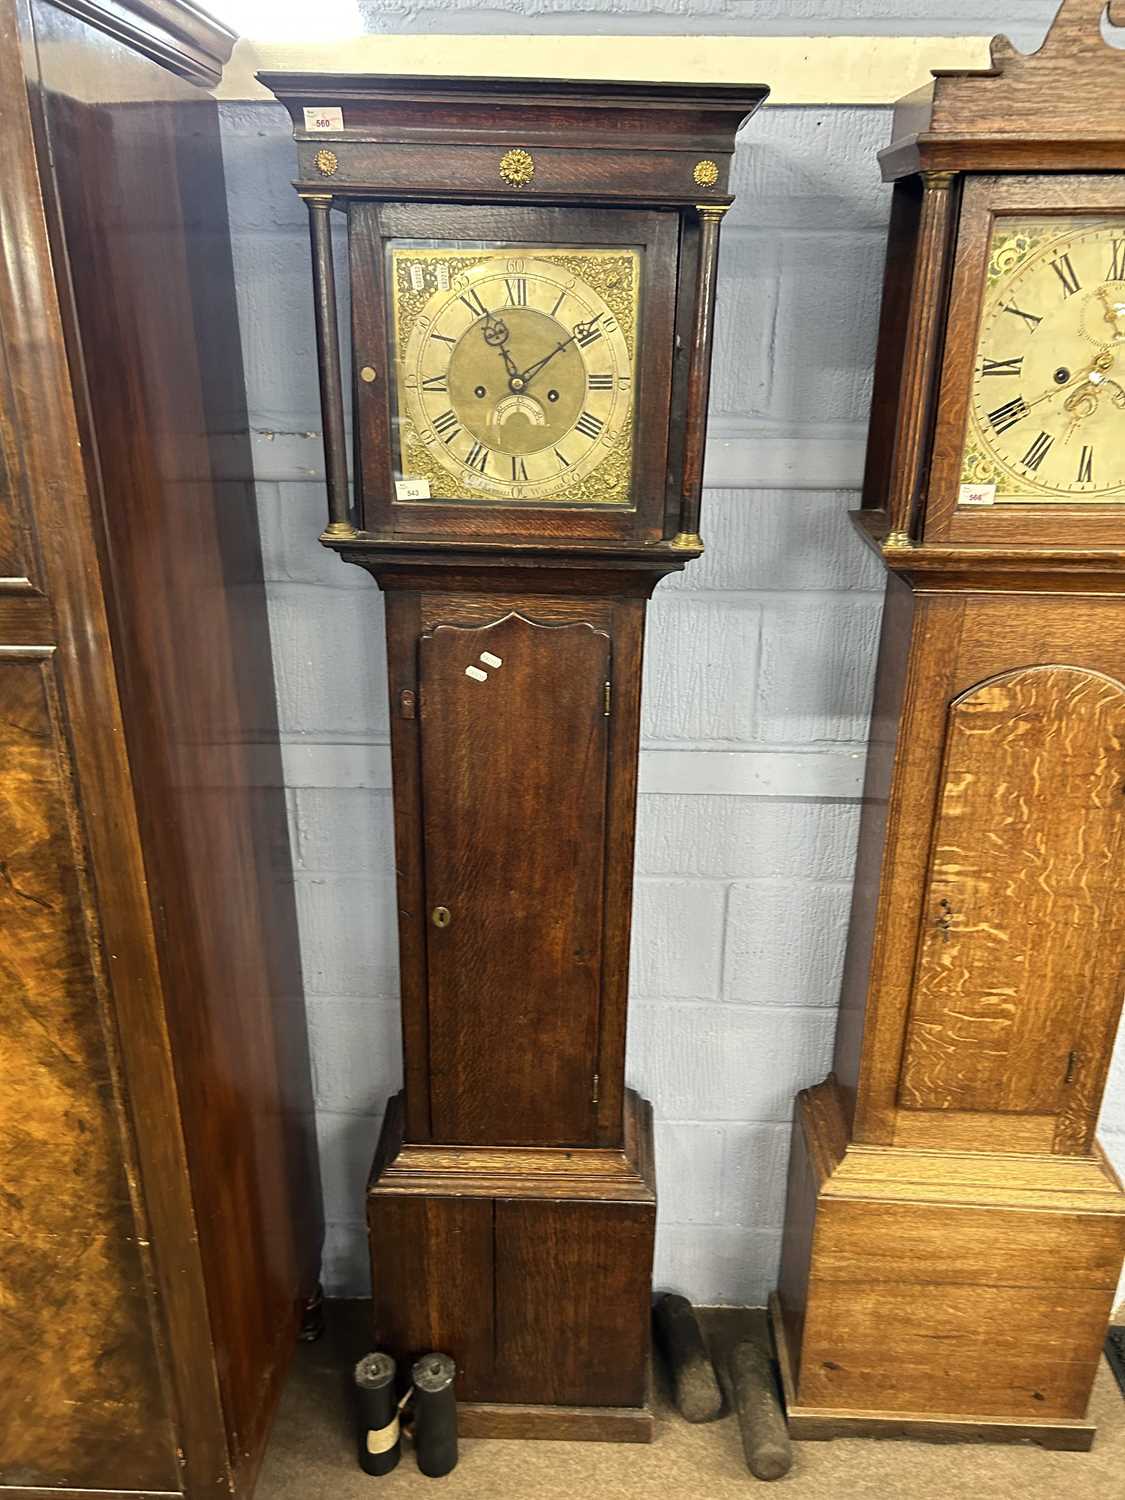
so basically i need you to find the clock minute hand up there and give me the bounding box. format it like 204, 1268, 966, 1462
517, 338, 575, 387
517, 318, 599, 387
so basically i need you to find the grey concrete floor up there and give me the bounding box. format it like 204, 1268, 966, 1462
257, 1302, 1124, 1498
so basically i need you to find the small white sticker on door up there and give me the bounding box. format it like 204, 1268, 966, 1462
480, 652, 503, 669
465, 665, 488, 682
304, 107, 344, 132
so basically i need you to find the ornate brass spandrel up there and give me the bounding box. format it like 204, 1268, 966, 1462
987, 230, 1045, 287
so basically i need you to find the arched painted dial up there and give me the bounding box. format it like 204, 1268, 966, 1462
391, 249, 639, 505
962, 217, 1125, 504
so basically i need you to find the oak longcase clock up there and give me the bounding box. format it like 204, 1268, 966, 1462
775, 0, 1125, 1451
262, 72, 766, 1439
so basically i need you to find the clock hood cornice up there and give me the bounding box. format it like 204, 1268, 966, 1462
260, 72, 767, 132
881, 0, 1125, 179
260, 72, 766, 206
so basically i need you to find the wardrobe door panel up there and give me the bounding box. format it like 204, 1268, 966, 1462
0, 655, 177, 1491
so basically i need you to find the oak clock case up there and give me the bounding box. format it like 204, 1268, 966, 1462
774, 0, 1125, 1453
261, 72, 767, 1440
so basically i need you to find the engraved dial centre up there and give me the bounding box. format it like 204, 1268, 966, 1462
447, 308, 585, 454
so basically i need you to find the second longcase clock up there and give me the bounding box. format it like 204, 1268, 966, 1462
262, 72, 766, 1439
775, 0, 1125, 1450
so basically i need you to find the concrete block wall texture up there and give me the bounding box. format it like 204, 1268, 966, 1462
343, 1, 1067, 48
219, 1, 1125, 1307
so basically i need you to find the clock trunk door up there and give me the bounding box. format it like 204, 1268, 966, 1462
898, 665, 1125, 1153
418, 612, 611, 1146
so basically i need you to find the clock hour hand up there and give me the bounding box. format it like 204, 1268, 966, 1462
1025, 350, 1115, 412
1062, 385, 1099, 441
479, 313, 522, 386
1059, 369, 1125, 444
498, 344, 521, 384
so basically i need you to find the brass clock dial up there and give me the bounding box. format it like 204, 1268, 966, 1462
389, 247, 639, 505
960, 215, 1125, 505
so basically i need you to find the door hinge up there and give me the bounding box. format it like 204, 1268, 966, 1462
603, 680, 611, 717
399, 687, 417, 719
1064, 1049, 1079, 1086
592, 1072, 600, 1105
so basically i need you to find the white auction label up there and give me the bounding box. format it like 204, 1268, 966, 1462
958, 482, 996, 507
304, 107, 344, 132
395, 478, 431, 501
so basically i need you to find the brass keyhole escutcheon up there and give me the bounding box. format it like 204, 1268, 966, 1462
431, 905, 452, 929
360, 365, 377, 383
935, 898, 956, 943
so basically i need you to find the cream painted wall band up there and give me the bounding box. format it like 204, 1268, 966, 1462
264, 741, 868, 799
217, 34, 993, 108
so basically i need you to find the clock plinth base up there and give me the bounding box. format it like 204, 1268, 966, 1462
776, 1077, 1125, 1446
458, 1389, 653, 1443
769, 1296, 1096, 1452
367, 1089, 656, 1436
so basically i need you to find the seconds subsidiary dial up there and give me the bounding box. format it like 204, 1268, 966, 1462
390, 248, 639, 505
961, 216, 1125, 504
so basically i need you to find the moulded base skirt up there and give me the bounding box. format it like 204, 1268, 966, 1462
772, 1076, 1125, 1451
769, 1293, 1097, 1452
458, 1385, 654, 1443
